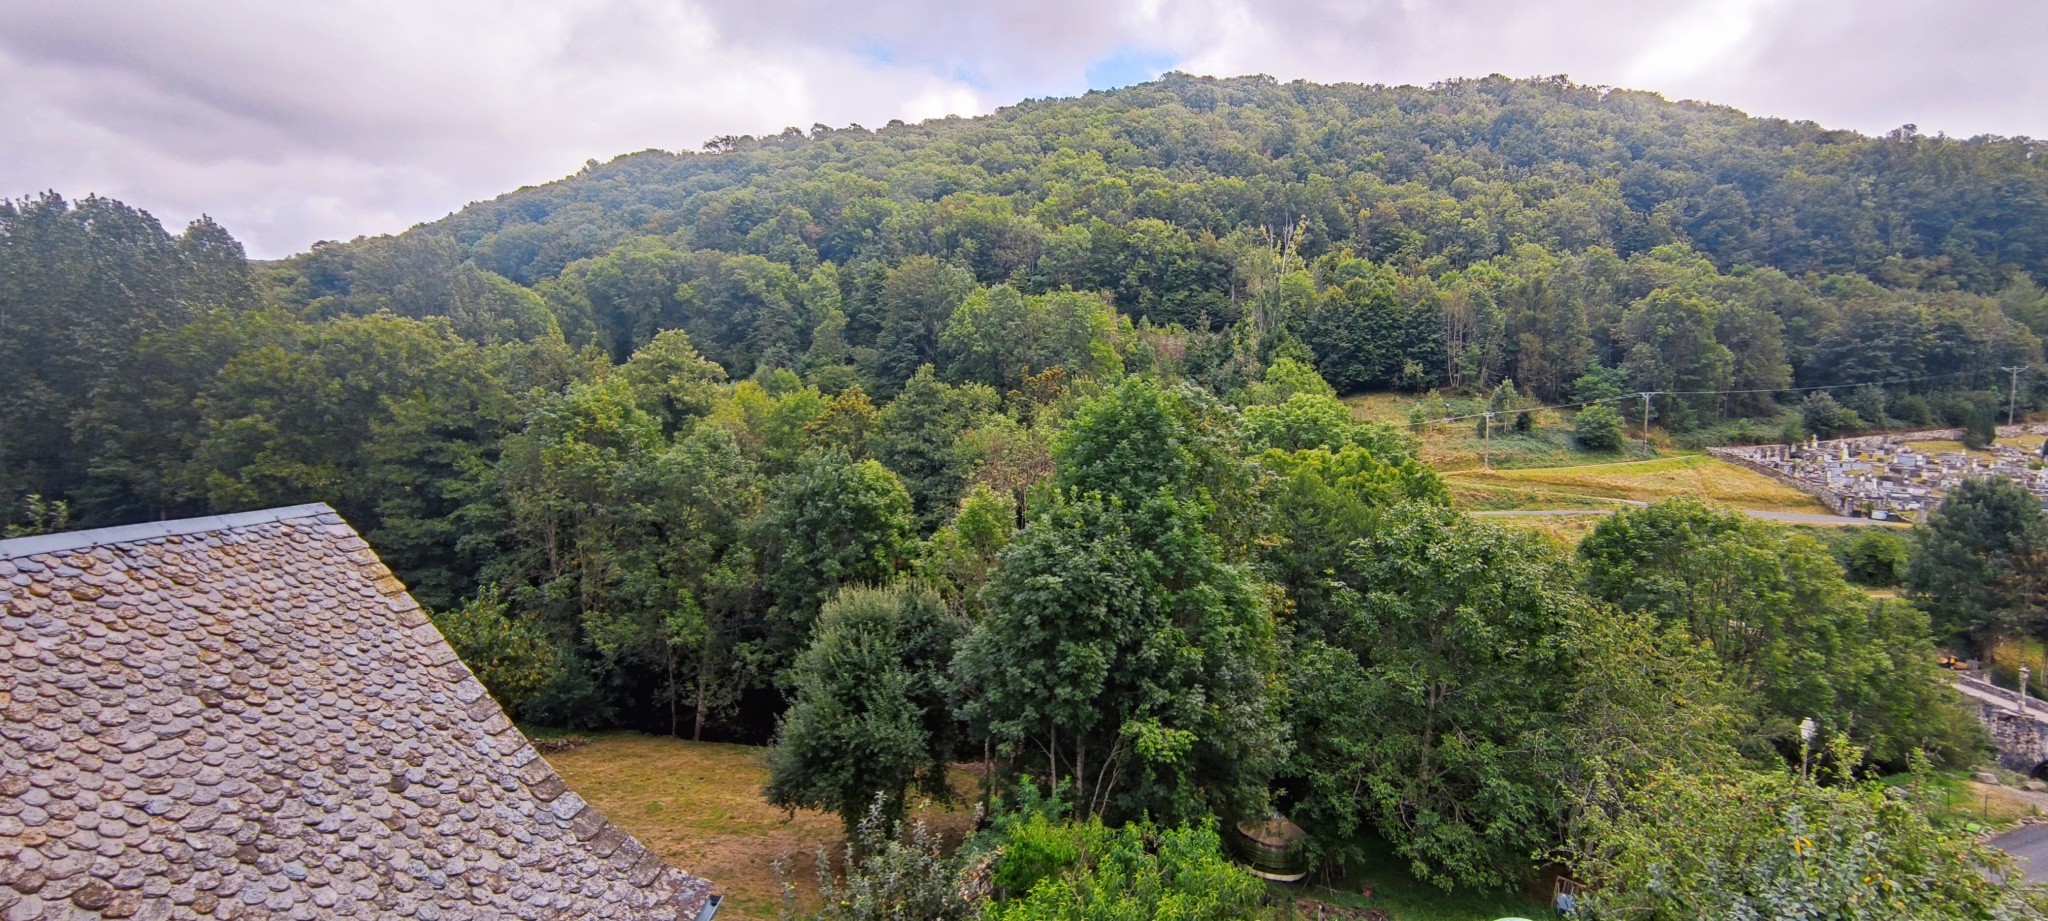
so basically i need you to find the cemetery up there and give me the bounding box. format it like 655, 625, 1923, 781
1714, 427, 2048, 521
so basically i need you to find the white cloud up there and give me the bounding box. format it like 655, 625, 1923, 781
1625, 0, 1777, 87
1, 0, 2040, 257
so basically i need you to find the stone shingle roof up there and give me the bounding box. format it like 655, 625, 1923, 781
0, 504, 715, 921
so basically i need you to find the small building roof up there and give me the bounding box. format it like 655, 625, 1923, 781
0, 504, 713, 920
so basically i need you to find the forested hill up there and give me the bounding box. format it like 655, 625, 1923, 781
10, 71, 2048, 532
280, 71, 2048, 399
384, 71, 2048, 295
10, 73, 2048, 907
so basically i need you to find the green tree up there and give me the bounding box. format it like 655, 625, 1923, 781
487, 375, 664, 725
1907, 477, 2048, 647
1569, 365, 1629, 404
917, 484, 1016, 618
584, 425, 764, 739
870, 256, 978, 394
2, 495, 72, 539
617, 328, 728, 435
1243, 392, 1411, 455
1572, 404, 1626, 452
875, 366, 1001, 527
1049, 378, 1232, 505
1963, 399, 2000, 449
1801, 391, 1864, 439
1841, 528, 1911, 587
1238, 356, 1337, 406
1583, 500, 1983, 766
766, 583, 962, 834
1618, 290, 1733, 430
431, 588, 561, 713
805, 385, 881, 458
941, 286, 1125, 393
758, 452, 918, 663
0, 193, 248, 525
1295, 504, 1596, 888
73, 305, 302, 524
959, 382, 1278, 825
957, 491, 1279, 826
706, 378, 831, 476
1256, 444, 1448, 641
1573, 748, 2045, 921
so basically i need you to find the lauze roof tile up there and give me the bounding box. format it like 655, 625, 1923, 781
0, 504, 715, 920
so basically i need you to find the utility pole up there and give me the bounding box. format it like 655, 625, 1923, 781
1482, 411, 1494, 470
2003, 366, 2028, 426
1638, 392, 1654, 442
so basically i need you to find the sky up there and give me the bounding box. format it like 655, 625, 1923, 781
1, 0, 2039, 258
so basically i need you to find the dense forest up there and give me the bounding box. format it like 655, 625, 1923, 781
7, 73, 2048, 914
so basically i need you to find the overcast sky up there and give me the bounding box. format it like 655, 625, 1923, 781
1, 0, 2038, 258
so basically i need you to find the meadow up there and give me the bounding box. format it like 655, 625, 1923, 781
1444, 455, 1831, 513
544, 734, 977, 920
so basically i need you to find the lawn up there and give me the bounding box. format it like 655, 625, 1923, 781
1444, 454, 1829, 514
1907, 434, 2045, 459
543, 733, 1549, 921
542, 733, 979, 920
1346, 392, 1659, 473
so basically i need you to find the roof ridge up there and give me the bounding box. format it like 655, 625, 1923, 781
0, 502, 338, 559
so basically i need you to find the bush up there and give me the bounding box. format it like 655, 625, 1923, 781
430, 588, 560, 713
1891, 394, 1934, 426
1840, 528, 1910, 586
980, 815, 1264, 921
1799, 392, 1863, 439
1843, 384, 1890, 428
1573, 746, 2045, 920
1570, 365, 1629, 403
1930, 390, 1979, 427
1573, 404, 1626, 452
1964, 401, 1999, 449
789, 796, 968, 921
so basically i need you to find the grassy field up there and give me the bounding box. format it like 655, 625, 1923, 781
544, 733, 980, 920
1444, 454, 1830, 514
1484, 513, 1612, 546
545, 733, 1548, 921
1910, 434, 2046, 458
1348, 391, 1832, 517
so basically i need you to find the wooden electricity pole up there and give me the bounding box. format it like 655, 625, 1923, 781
1638, 392, 1654, 441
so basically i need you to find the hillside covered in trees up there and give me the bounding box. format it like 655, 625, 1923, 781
6, 73, 2048, 913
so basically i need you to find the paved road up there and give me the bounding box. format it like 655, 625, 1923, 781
1471, 509, 1621, 517
1954, 677, 2048, 721
1471, 508, 1906, 526
1988, 824, 2048, 882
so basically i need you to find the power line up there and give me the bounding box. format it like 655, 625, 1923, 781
1413, 368, 1997, 426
